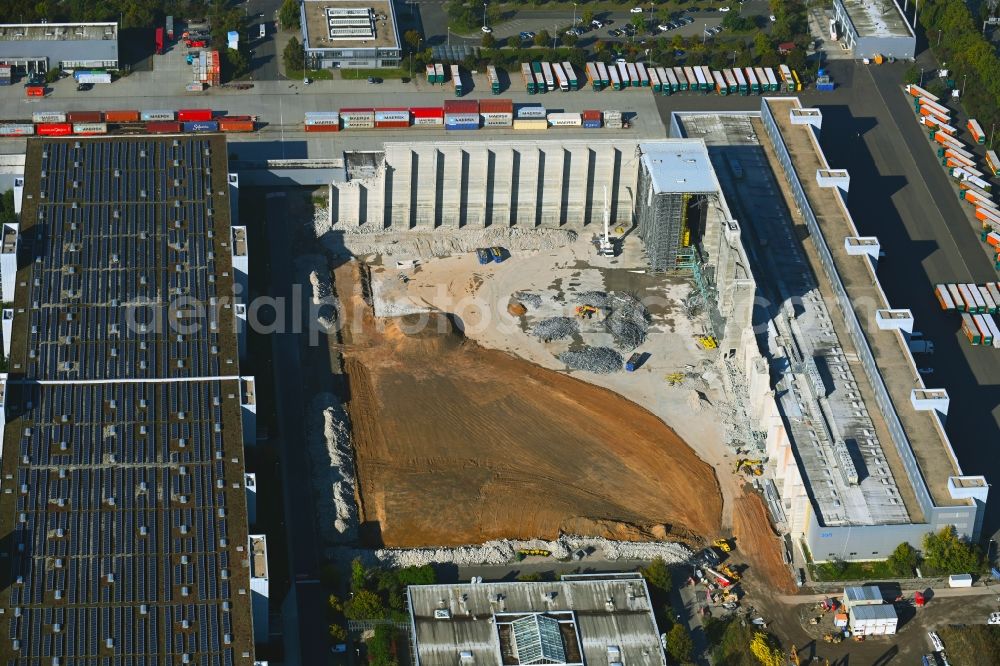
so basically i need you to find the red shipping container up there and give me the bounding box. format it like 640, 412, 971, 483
304, 124, 340, 133
443, 99, 479, 115
581, 110, 601, 121
218, 119, 254, 132
36, 123, 72, 136
410, 107, 444, 119
155, 27, 164, 54
177, 108, 213, 122
105, 110, 140, 122
66, 111, 103, 123
26, 86, 45, 97
479, 99, 513, 114
219, 115, 252, 122
374, 120, 409, 129
145, 121, 182, 134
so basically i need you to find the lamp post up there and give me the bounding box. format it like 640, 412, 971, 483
962, 73, 968, 96
483, 2, 488, 31
573, 2, 577, 27
447, 26, 451, 48
703, 23, 708, 44
732, 50, 737, 68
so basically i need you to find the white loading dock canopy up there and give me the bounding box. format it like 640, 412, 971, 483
848, 604, 898, 635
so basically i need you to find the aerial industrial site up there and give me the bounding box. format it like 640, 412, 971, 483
0, 1, 996, 664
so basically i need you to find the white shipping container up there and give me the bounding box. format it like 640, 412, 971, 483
412, 116, 443, 126
444, 113, 479, 125
72, 123, 107, 134
75, 72, 111, 84
374, 111, 409, 122
547, 112, 582, 127
304, 112, 340, 126
0, 124, 35, 136
948, 573, 973, 587
517, 107, 546, 119
32, 112, 67, 124
481, 113, 513, 127
141, 110, 175, 121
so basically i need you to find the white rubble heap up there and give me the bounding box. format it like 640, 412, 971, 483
307, 393, 359, 543
313, 205, 578, 258
367, 536, 693, 568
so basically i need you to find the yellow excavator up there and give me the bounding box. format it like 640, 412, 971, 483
734, 459, 763, 476
712, 538, 732, 553
574, 305, 598, 318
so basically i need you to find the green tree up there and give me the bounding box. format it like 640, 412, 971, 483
329, 623, 348, 642
351, 557, 367, 591
368, 625, 396, 666
283, 36, 305, 73
631, 15, 646, 34
923, 527, 983, 574
0, 190, 15, 223
562, 32, 578, 47
753, 32, 773, 59
581, 8, 594, 26
404, 29, 423, 51
225, 48, 249, 79
280, 0, 301, 29
395, 565, 436, 587
534, 30, 550, 47
328, 594, 344, 612
641, 558, 673, 594
482, 32, 496, 48
666, 624, 694, 664
886, 542, 919, 577
45, 67, 60, 84
344, 589, 386, 620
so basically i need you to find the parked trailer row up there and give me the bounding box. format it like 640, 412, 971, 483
302, 104, 621, 131
566, 63, 796, 95
960, 311, 1000, 347
940, 282, 1000, 313
968, 118, 986, 144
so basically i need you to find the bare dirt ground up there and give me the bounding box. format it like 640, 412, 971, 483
731, 491, 797, 596
334, 260, 724, 548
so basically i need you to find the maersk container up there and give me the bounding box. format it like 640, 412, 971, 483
410, 107, 444, 126
374, 110, 410, 128
0, 124, 34, 136
74, 72, 111, 84
141, 110, 175, 121
445, 114, 479, 129
32, 112, 67, 124
481, 113, 513, 127
516, 106, 546, 119
182, 120, 218, 132
340, 110, 375, 129
304, 112, 341, 125
547, 112, 582, 127
72, 123, 107, 135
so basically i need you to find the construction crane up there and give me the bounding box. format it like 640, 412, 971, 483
598, 186, 614, 257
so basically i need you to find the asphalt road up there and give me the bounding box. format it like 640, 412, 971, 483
246, 0, 283, 80
265, 192, 329, 664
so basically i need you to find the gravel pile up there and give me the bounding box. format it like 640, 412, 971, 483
604, 294, 650, 351
574, 291, 612, 309
316, 226, 579, 259
559, 346, 623, 373
531, 317, 578, 342
366, 535, 693, 568
513, 291, 543, 309
307, 394, 358, 543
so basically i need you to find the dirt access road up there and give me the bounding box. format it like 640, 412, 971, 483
334, 260, 723, 548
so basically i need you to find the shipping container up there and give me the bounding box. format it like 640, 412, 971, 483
984, 314, 1000, 349
0, 124, 34, 136
905, 84, 938, 101
581, 110, 602, 129
553, 62, 568, 91
74, 71, 112, 84
304, 112, 341, 126
182, 120, 218, 132
304, 123, 340, 133
918, 96, 950, 117
516, 106, 546, 119
989, 284, 1000, 313
947, 284, 966, 311
764, 67, 779, 92
512, 118, 548, 130
968, 118, 986, 144
603, 109, 623, 129
35, 123, 72, 136
636, 62, 649, 88
141, 110, 175, 122
155, 27, 165, 55
410, 107, 444, 125
72, 122, 107, 135
487, 65, 501, 94
451, 64, 463, 96
541, 62, 555, 91
745, 67, 760, 94
649, 66, 661, 92
218, 118, 255, 132
722, 69, 738, 94
32, 112, 67, 124
986, 150, 1000, 176
961, 184, 993, 205
586, 62, 602, 91
934, 284, 956, 310
754, 68, 768, 92
562, 62, 578, 90
522, 63, 537, 94
596, 62, 610, 88
958, 284, 982, 313
547, 112, 582, 127
444, 99, 478, 115
733, 67, 748, 95
973, 315, 994, 345
146, 121, 182, 134
444, 113, 479, 129
25, 86, 45, 97
374, 109, 410, 128
66, 111, 103, 123
618, 62, 631, 87
971, 284, 989, 312
425, 64, 435, 83
979, 206, 1000, 227
683, 66, 698, 90
481, 113, 513, 127
340, 109, 375, 129
479, 99, 513, 114
713, 70, 728, 95
961, 314, 980, 344
700, 67, 714, 91
663, 67, 679, 94
609, 65, 622, 91
435, 63, 445, 84
979, 285, 997, 313
943, 143, 976, 161
177, 108, 213, 122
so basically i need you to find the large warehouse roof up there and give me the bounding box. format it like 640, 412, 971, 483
0, 135, 254, 663
639, 140, 719, 194
0, 22, 118, 63
407, 578, 665, 666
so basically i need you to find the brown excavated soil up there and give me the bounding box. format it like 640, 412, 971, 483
732, 491, 797, 595
335, 261, 723, 548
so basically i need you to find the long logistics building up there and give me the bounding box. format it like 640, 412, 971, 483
671, 99, 987, 561
0, 134, 258, 662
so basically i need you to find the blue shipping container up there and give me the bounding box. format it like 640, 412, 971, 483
445, 122, 478, 130
816, 82, 835, 92
582, 120, 601, 129
0, 80, 10, 87
183, 121, 219, 132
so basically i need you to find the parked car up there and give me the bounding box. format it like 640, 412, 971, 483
367, 76, 382, 84
608, 28, 622, 37
918, 367, 934, 375
719, 5, 731, 11
630, 6, 645, 13
770, 14, 777, 21
481, 25, 492, 33
658, 23, 672, 31
76, 82, 93, 91
519, 31, 535, 40
303, 77, 312, 85
591, 19, 604, 28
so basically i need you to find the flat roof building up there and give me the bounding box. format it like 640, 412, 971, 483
832, 0, 915, 59
0, 135, 256, 662
300, 0, 401, 70
407, 577, 665, 666
670, 101, 987, 563
0, 22, 118, 72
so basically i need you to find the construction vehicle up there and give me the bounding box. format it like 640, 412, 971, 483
734, 459, 763, 476
516, 548, 551, 558
665, 372, 684, 386
698, 335, 718, 349
598, 186, 614, 257
574, 305, 598, 318
719, 564, 741, 581
712, 538, 732, 553
823, 633, 842, 643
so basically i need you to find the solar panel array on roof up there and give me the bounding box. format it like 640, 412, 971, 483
0, 136, 252, 664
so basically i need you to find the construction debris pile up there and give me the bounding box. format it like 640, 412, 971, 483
531, 317, 578, 342
297, 255, 339, 331
307, 393, 359, 543
513, 291, 543, 309
573, 291, 650, 350
369, 535, 693, 568
559, 346, 624, 373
